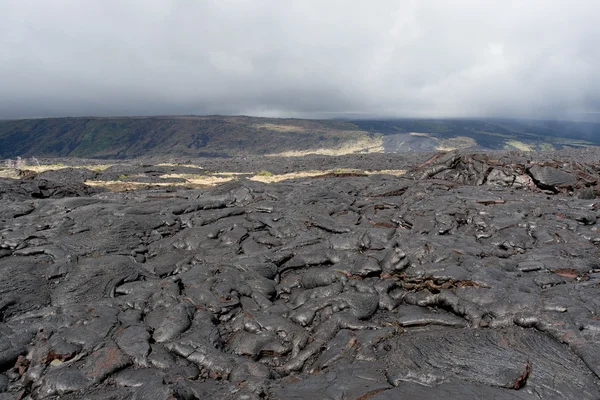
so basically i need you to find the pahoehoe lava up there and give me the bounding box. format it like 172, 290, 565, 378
1, 150, 600, 399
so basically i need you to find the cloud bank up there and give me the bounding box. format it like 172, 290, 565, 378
1, 0, 599, 120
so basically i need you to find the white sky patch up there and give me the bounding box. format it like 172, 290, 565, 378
209, 51, 254, 76
367, 0, 422, 82
487, 42, 505, 57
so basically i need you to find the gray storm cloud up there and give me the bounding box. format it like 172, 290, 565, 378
0, 0, 599, 120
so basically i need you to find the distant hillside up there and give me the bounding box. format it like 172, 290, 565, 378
350, 119, 600, 153
0, 116, 381, 159
0, 115, 599, 159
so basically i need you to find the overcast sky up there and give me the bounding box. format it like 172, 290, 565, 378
1, 0, 599, 120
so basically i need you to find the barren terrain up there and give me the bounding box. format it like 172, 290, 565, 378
2, 149, 600, 399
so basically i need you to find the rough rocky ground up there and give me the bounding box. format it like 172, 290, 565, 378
1, 149, 600, 399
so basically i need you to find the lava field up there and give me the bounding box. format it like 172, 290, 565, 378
1, 150, 600, 399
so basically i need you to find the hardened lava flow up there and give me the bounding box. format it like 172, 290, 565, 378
1, 150, 600, 399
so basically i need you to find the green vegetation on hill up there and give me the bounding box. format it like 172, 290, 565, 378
0, 115, 599, 159
0, 116, 377, 159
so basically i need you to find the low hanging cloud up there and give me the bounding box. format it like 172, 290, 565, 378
1, 0, 599, 120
